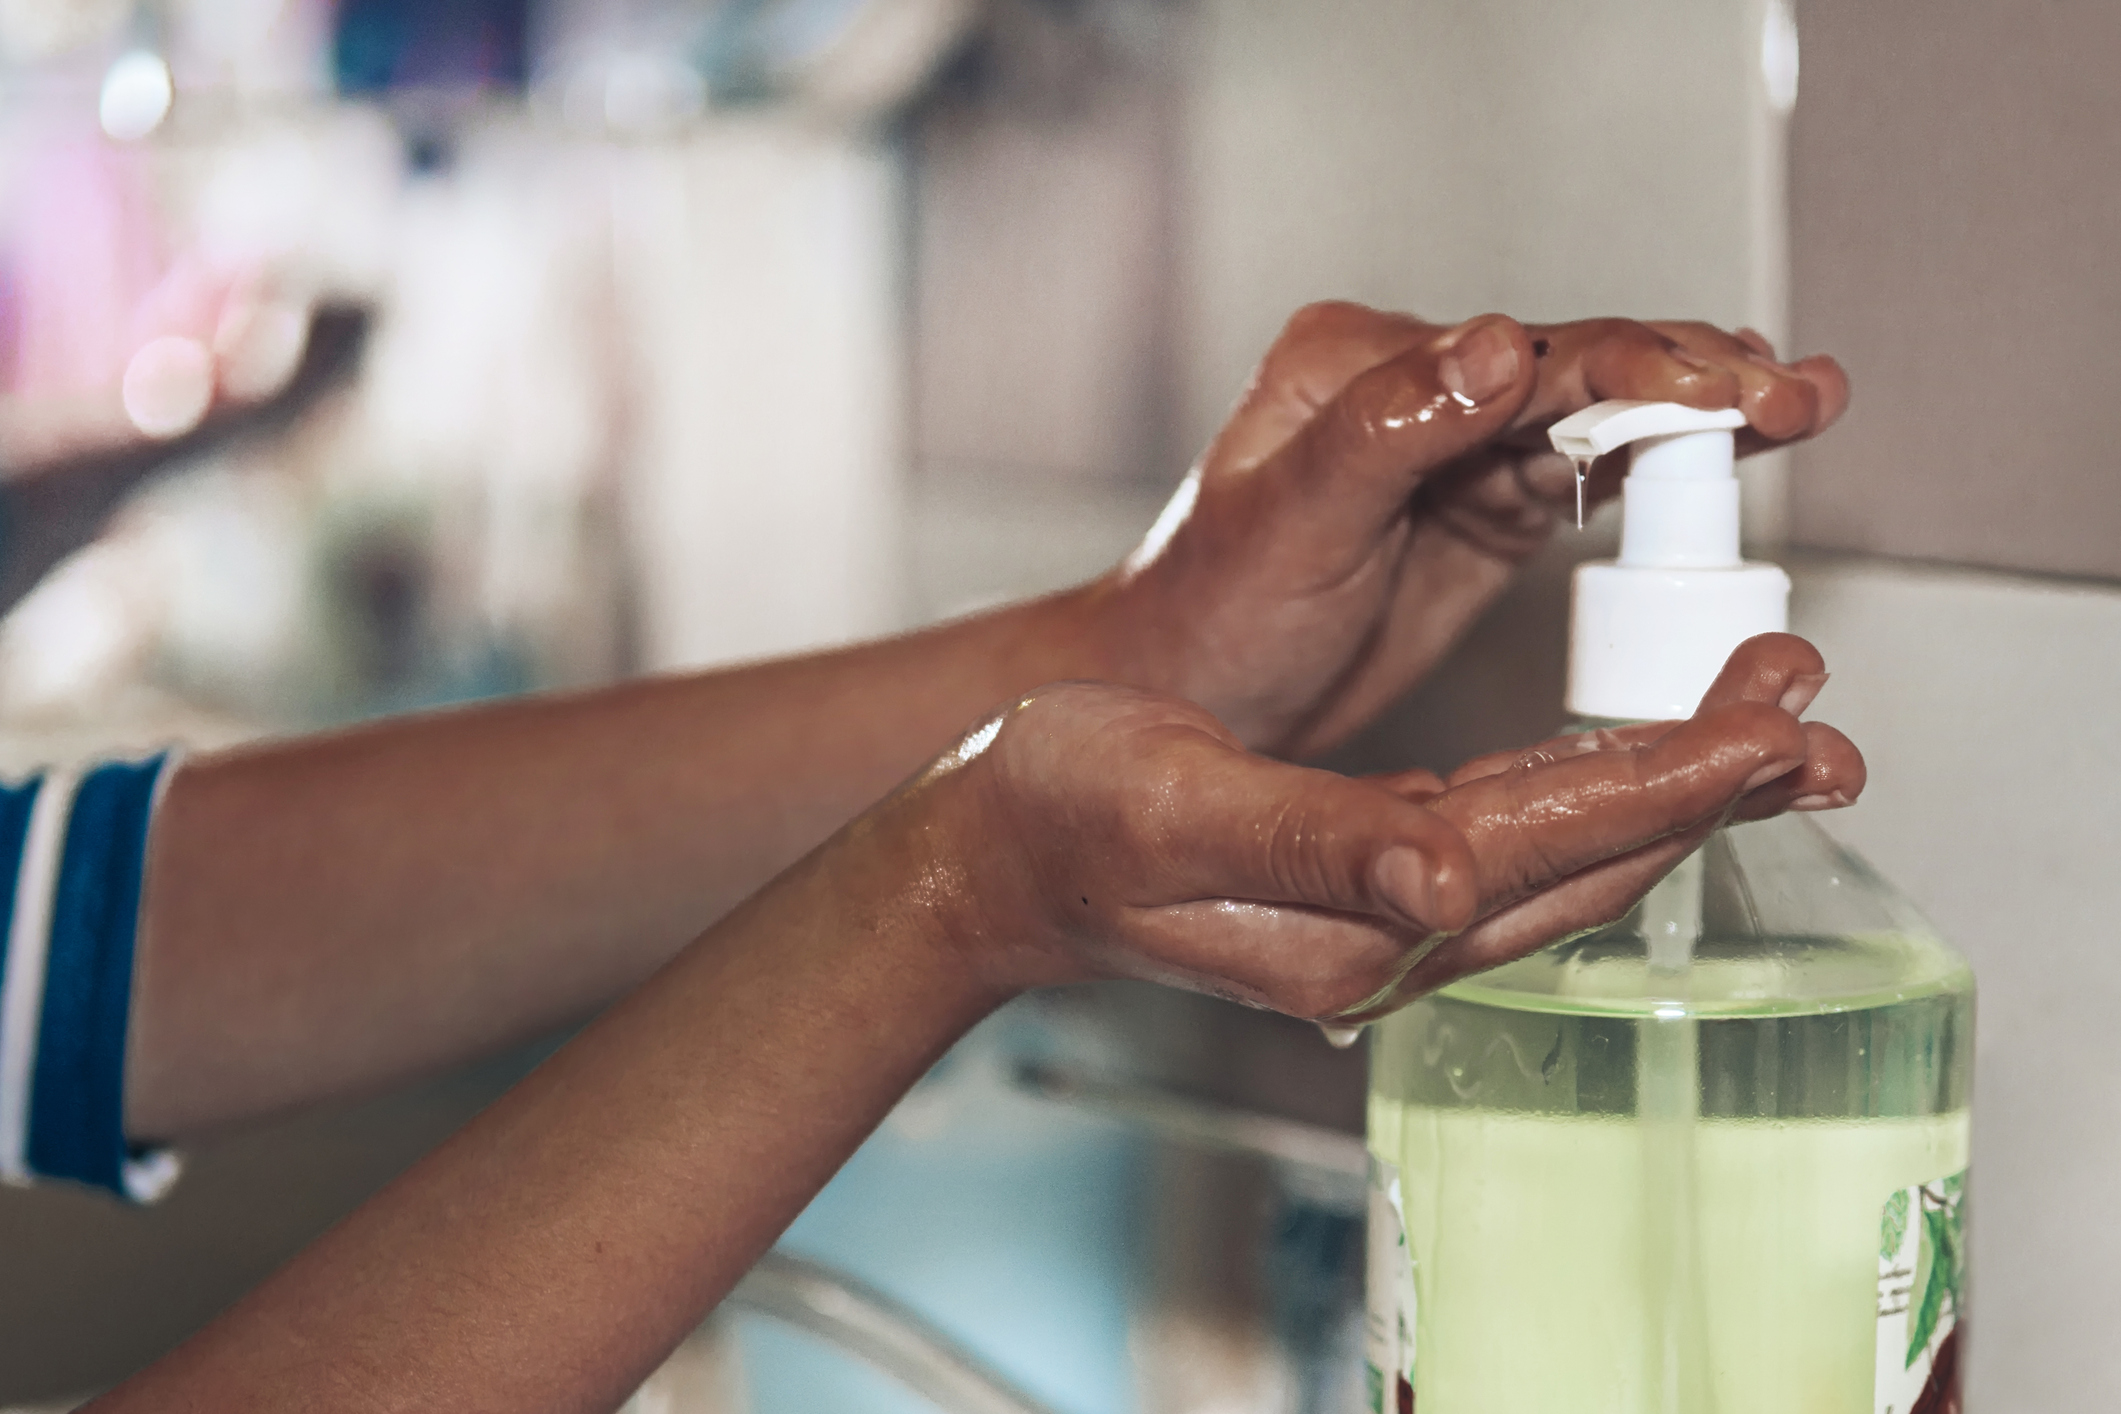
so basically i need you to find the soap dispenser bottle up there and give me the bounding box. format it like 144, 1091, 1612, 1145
1363, 402, 1973, 1414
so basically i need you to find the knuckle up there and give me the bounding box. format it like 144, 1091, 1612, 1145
1261, 798, 1325, 899
1114, 752, 1194, 849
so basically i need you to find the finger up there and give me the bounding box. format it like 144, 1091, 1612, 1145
1413, 447, 1583, 557
1651, 320, 1822, 444
1445, 721, 1675, 789
1267, 314, 1537, 550
1139, 742, 1479, 934
1512, 318, 1742, 431
1510, 318, 1851, 462
1443, 632, 1838, 788
1447, 708, 1859, 822
1463, 712, 1862, 821
1086, 739, 1479, 1019
1789, 353, 1851, 434
1358, 714, 1863, 1012
1696, 631, 1830, 714
1206, 301, 1434, 472
1729, 351, 1848, 455
1678, 334, 1847, 454
1425, 700, 1807, 910
1349, 821, 1713, 1013
1733, 720, 1866, 818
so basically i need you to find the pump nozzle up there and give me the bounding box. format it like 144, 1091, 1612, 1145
1550, 401, 1747, 531
1548, 400, 1746, 461
1553, 401, 1787, 721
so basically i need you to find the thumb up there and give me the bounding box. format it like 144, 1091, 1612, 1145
1155, 744, 1479, 935
1267, 314, 1535, 549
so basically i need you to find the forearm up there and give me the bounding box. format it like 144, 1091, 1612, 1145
129, 584, 1113, 1140
100, 789, 1002, 1414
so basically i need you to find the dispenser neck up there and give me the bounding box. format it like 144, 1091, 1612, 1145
1617, 429, 1743, 570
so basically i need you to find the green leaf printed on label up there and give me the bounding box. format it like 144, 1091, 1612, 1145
1905, 1208, 1944, 1369
1877, 1169, 1967, 1414
1880, 1189, 1910, 1262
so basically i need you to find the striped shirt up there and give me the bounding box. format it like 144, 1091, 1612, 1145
0, 753, 180, 1203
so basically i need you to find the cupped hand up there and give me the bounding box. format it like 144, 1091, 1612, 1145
1093, 304, 1849, 757
919, 633, 1860, 1022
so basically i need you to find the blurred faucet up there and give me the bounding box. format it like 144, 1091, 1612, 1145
1011, 1058, 1366, 1181
726, 1249, 1063, 1414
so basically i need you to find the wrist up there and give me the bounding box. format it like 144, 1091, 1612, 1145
1008, 577, 1149, 694
860, 705, 1099, 1000
815, 759, 1036, 1021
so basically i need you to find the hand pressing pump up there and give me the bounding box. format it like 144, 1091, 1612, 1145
1362, 403, 1975, 1414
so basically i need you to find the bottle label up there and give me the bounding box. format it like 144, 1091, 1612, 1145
1364, 1158, 1416, 1414
1875, 1169, 1967, 1414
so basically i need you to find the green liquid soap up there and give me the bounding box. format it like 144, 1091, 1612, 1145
1363, 814, 1974, 1414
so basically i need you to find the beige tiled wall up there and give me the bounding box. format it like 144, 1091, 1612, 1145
1180, 0, 1782, 453
1789, 0, 2121, 578
1790, 556, 2121, 1412
1787, 6, 2121, 1398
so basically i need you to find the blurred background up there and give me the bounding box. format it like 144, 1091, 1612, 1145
0, 0, 2116, 1410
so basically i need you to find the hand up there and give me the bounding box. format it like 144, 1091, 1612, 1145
913, 633, 1860, 1020
1091, 304, 1849, 757
0, 260, 307, 467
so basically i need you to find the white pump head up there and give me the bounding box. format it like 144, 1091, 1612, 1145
1553, 400, 1789, 721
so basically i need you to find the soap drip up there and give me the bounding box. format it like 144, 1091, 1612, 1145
1571, 454, 1593, 529
1318, 1021, 1365, 1049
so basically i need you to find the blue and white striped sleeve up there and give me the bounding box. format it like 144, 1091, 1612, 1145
0, 752, 183, 1203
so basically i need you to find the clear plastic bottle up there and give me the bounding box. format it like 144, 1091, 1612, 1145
1362, 403, 1974, 1414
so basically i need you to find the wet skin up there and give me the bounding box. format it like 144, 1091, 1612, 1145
101, 636, 1861, 1414
130, 307, 1848, 1142
100, 307, 1855, 1414
1092, 305, 1847, 755
903, 631, 1859, 1022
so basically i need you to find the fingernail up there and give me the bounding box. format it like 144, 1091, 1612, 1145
1790, 790, 1854, 811
1439, 321, 1521, 404
1372, 846, 1442, 927
1743, 757, 1804, 792
1778, 672, 1830, 717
